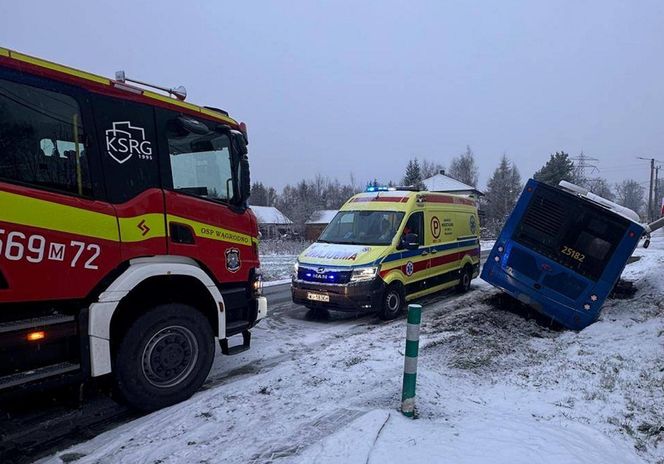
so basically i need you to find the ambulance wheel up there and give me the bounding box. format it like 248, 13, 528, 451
379, 284, 404, 320
113, 303, 215, 411
457, 265, 473, 293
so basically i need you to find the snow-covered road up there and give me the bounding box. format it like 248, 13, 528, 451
42, 233, 663, 464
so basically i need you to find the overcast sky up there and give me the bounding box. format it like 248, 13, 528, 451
2, 0, 663, 190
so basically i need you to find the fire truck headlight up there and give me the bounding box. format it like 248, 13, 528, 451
252, 269, 263, 294
350, 266, 378, 283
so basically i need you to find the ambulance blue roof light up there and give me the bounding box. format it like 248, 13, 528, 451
365, 186, 396, 192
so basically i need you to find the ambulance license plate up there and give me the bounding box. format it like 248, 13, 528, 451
307, 292, 329, 303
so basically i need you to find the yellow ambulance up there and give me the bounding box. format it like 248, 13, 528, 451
291, 188, 480, 319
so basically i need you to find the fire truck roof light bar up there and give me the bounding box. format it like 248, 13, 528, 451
115, 70, 187, 101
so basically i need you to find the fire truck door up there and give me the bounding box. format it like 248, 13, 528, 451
92, 95, 167, 259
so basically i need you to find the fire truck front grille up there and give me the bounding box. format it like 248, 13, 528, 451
298, 267, 353, 284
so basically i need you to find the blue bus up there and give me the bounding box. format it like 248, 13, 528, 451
481, 179, 647, 330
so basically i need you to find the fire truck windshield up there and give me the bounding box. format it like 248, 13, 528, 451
168, 130, 236, 202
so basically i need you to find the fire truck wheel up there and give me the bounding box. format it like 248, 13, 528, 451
457, 265, 473, 293
113, 303, 215, 411
378, 284, 404, 320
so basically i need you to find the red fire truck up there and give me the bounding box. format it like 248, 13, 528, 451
0, 48, 267, 410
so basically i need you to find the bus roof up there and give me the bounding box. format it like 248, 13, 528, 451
0, 47, 239, 128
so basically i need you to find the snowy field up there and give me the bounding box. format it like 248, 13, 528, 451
259, 240, 309, 282
42, 232, 663, 464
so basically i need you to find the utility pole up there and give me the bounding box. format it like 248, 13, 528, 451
637, 157, 656, 222
649, 158, 655, 222
656, 165, 661, 218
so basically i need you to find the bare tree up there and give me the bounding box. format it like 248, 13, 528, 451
420, 159, 445, 179
615, 179, 645, 216
449, 145, 479, 187
585, 177, 615, 201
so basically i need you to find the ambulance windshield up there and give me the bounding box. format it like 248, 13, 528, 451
319, 210, 404, 246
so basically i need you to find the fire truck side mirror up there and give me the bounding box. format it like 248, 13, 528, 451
240, 157, 251, 204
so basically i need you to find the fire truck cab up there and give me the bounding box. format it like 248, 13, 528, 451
0, 48, 267, 410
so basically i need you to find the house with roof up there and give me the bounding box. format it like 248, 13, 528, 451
250, 206, 294, 239
305, 209, 338, 241
422, 170, 484, 200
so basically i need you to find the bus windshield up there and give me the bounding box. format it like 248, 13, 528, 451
319, 210, 405, 246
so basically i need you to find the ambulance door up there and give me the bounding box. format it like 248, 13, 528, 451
424, 207, 455, 285
92, 95, 167, 260
0, 69, 121, 302
402, 211, 429, 295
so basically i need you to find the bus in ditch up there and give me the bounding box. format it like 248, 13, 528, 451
481, 178, 663, 330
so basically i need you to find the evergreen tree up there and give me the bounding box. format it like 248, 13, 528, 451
249, 182, 268, 206
265, 186, 277, 206
449, 146, 479, 187
615, 179, 645, 216
402, 158, 425, 189
533, 151, 577, 186
484, 154, 522, 236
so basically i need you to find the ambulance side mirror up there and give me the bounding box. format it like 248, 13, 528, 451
400, 233, 419, 250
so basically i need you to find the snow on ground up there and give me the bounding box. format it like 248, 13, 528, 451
43, 232, 663, 464
259, 240, 309, 281
260, 254, 297, 281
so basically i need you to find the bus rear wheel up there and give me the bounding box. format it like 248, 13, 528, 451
378, 284, 404, 320
113, 303, 215, 411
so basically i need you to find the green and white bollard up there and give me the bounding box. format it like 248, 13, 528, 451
401, 304, 422, 418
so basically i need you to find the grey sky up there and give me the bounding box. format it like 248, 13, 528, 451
2, 0, 663, 190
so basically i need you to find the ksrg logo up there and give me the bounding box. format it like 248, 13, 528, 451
105, 121, 153, 164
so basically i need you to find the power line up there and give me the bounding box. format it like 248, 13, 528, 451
572, 151, 599, 178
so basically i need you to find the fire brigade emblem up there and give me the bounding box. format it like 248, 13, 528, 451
105, 121, 153, 164
405, 261, 414, 276
469, 215, 478, 235
225, 248, 241, 273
